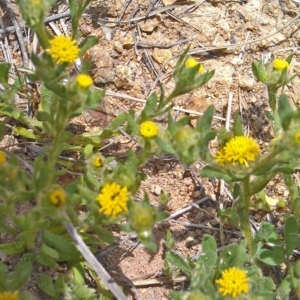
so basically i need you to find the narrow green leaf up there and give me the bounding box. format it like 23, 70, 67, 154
36, 252, 57, 268
278, 93, 293, 130
202, 235, 217, 253
200, 166, 233, 182
79, 36, 99, 56
264, 110, 274, 121
43, 231, 79, 254
69, 260, 85, 285
276, 275, 292, 299
0, 62, 10, 84
252, 61, 268, 83
256, 245, 284, 266
284, 216, 299, 257
38, 273, 56, 297
285, 54, 293, 64
277, 67, 288, 86
284, 175, 300, 220
196, 105, 214, 133
84, 144, 94, 156
54, 275, 67, 294
0, 241, 25, 255
174, 46, 191, 76
232, 113, 243, 136
14, 127, 41, 140
5, 255, 34, 290
126, 113, 139, 135
284, 71, 300, 86
141, 92, 158, 119
40, 84, 53, 113
218, 244, 239, 269
40, 243, 59, 259
69, 0, 80, 34
154, 136, 176, 154
166, 251, 191, 277
106, 112, 127, 130
0, 103, 14, 116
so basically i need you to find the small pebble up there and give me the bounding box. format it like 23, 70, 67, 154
239, 75, 255, 91
113, 41, 123, 53
153, 185, 162, 196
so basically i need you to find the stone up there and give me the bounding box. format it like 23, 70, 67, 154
152, 48, 172, 64
114, 65, 134, 89
122, 36, 134, 49
153, 185, 162, 196
239, 75, 255, 91
140, 15, 161, 32
113, 41, 123, 53
85, 46, 114, 84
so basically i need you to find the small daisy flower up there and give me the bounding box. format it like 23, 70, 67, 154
291, 129, 300, 145
47, 36, 79, 64
273, 58, 289, 70
93, 157, 103, 167
216, 267, 250, 298
0, 150, 6, 165
97, 182, 128, 217
90, 153, 105, 168
0, 291, 19, 300
76, 74, 93, 88
185, 57, 204, 74
140, 121, 159, 138
49, 188, 66, 206
215, 136, 260, 167
30, 0, 42, 6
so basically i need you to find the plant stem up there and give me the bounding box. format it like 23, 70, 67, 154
240, 176, 254, 256
36, 25, 50, 49
267, 84, 278, 112
251, 148, 280, 176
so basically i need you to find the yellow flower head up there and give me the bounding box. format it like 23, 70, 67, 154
215, 136, 260, 167
47, 36, 79, 64
292, 130, 300, 145
0, 291, 19, 300
185, 57, 204, 74
30, 0, 42, 6
216, 267, 250, 298
92, 155, 104, 168
273, 58, 289, 70
0, 150, 6, 165
76, 74, 93, 88
140, 121, 159, 138
49, 188, 66, 206
97, 182, 128, 217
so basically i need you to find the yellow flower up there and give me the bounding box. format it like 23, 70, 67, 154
94, 157, 102, 167
97, 183, 128, 217
292, 130, 300, 145
49, 188, 66, 206
215, 136, 260, 167
0, 150, 6, 165
47, 36, 79, 64
185, 57, 204, 74
216, 267, 250, 298
30, 0, 41, 6
93, 155, 104, 168
76, 74, 93, 88
273, 58, 289, 70
0, 291, 19, 300
140, 121, 159, 138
